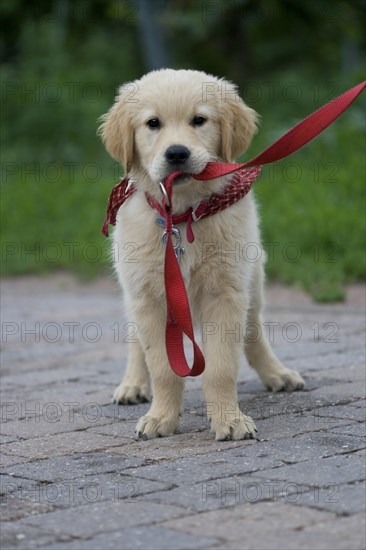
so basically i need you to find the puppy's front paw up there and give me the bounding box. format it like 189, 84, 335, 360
113, 382, 150, 405
209, 409, 257, 441
262, 367, 305, 392
135, 413, 179, 439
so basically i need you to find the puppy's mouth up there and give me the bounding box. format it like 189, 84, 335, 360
165, 165, 207, 184
172, 173, 192, 184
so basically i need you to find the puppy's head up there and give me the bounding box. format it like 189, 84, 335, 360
99, 69, 258, 187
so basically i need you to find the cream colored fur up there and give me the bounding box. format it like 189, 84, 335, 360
99, 69, 304, 441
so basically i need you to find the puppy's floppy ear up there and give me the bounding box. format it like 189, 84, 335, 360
219, 81, 258, 162
98, 84, 135, 173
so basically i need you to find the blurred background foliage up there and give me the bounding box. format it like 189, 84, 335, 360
1, 0, 365, 301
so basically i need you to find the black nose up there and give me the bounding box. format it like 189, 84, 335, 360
165, 145, 190, 165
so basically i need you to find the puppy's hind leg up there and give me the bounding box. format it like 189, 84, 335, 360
244, 263, 305, 392
113, 340, 150, 404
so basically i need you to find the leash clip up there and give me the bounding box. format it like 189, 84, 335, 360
162, 226, 185, 263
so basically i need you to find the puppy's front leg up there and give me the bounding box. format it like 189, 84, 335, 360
201, 296, 256, 441
113, 340, 150, 404
133, 300, 184, 439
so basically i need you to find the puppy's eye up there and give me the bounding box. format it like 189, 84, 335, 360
147, 118, 160, 129
192, 115, 206, 127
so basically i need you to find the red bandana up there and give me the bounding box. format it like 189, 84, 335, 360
102, 180, 135, 237
102, 166, 262, 240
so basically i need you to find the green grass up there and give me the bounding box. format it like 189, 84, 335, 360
1, 83, 365, 302
0, 164, 114, 278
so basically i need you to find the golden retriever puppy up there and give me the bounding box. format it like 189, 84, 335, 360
99, 69, 304, 440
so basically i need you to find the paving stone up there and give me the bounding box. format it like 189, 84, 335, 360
0, 493, 53, 521
238, 373, 344, 412
310, 381, 366, 400
6, 473, 171, 510
314, 404, 366, 421
2, 452, 146, 482
348, 399, 366, 408
292, 430, 366, 458
0, 454, 27, 468
88, 413, 207, 440
168, 412, 208, 434
231, 430, 365, 462
2, 347, 122, 378
293, 480, 366, 515
1, 431, 127, 459
122, 443, 278, 485
86, 421, 140, 439
286, 349, 366, 374
1, 474, 39, 494
1, 362, 119, 390
282, 345, 365, 368
0, 413, 114, 439
45, 526, 219, 550
0, 521, 58, 549
308, 363, 366, 382
124, 431, 365, 485
0, 389, 113, 422
22, 500, 188, 538
109, 431, 245, 461
1, 474, 55, 522
238, 391, 358, 421
283, 376, 339, 392
84, 402, 150, 422
216, 514, 365, 550
254, 454, 366, 485
207, 512, 366, 549
297, 512, 366, 550
0, 434, 19, 444
143, 474, 313, 512
2, 275, 365, 550
271, 335, 352, 359
1, 348, 122, 378
254, 412, 353, 440
354, 448, 366, 456
329, 423, 366, 438
162, 501, 336, 543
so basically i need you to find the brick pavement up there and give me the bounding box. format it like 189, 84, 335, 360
1, 274, 365, 549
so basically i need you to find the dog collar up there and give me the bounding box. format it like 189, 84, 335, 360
145, 166, 262, 243
101, 166, 261, 241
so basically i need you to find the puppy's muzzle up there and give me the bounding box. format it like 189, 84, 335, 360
165, 145, 191, 166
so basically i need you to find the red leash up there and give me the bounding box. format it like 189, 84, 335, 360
103, 81, 365, 377
162, 173, 206, 376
